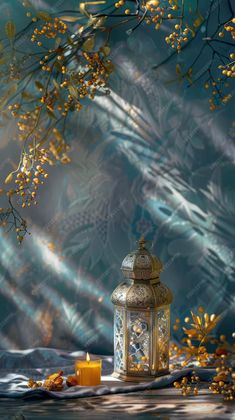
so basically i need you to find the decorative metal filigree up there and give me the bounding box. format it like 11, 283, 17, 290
111, 281, 172, 308
153, 283, 172, 307
111, 282, 129, 306
121, 238, 163, 280
114, 307, 124, 372
157, 308, 170, 371
128, 311, 150, 373
126, 284, 155, 308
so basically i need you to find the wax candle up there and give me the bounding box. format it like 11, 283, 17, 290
75, 353, 102, 386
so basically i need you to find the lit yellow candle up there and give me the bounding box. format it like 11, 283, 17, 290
75, 353, 102, 386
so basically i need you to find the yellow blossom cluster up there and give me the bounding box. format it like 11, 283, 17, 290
115, 0, 192, 51
219, 18, 235, 79
31, 17, 68, 45
5, 126, 71, 213
203, 79, 232, 111
174, 371, 200, 396
165, 25, 191, 51
210, 356, 235, 401
11, 147, 50, 210
224, 17, 235, 40
114, 0, 127, 9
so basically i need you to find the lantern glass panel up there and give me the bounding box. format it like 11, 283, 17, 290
127, 311, 150, 374
114, 306, 125, 372
157, 306, 170, 371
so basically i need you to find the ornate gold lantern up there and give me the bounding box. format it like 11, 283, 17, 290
111, 238, 173, 381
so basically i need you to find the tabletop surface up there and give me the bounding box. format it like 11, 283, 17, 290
0, 387, 234, 420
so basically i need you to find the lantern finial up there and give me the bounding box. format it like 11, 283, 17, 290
138, 237, 147, 249
137, 237, 152, 250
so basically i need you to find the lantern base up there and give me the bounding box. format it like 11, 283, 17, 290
112, 370, 169, 382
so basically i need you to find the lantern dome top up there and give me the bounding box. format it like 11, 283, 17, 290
111, 237, 173, 309
121, 237, 163, 280
111, 280, 173, 309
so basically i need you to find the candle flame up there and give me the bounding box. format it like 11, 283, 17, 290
86, 352, 90, 362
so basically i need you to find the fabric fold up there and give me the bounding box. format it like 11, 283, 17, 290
0, 348, 215, 399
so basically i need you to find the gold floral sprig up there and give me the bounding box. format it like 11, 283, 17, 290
209, 355, 235, 401
174, 370, 200, 396
172, 307, 235, 401
171, 307, 223, 368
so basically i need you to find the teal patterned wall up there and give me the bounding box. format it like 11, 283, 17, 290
0, 0, 234, 353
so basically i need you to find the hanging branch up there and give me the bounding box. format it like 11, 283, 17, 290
153, 0, 235, 110
0, 0, 234, 241
0, 1, 114, 240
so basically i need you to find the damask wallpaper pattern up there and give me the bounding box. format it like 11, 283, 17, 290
0, 0, 234, 353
